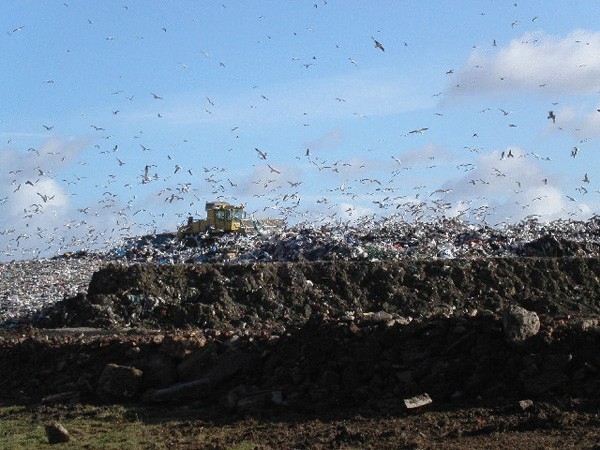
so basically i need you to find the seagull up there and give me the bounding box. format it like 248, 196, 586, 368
547, 110, 556, 123
583, 173, 590, 183
372, 37, 384, 52
429, 188, 453, 197
406, 127, 429, 136
267, 164, 281, 174
571, 147, 579, 158
255, 147, 267, 159
151, 92, 163, 100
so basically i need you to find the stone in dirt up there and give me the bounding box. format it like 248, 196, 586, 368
502, 305, 540, 343
45, 422, 71, 444
96, 363, 143, 402
404, 393, 432, 410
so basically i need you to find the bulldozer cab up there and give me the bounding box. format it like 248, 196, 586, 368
206, 202, 243, 232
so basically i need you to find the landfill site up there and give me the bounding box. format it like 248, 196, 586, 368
1, 216, 600, 448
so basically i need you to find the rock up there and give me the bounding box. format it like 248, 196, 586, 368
519, 399, 534, 410
178, 346, 255, 383
576, 318, 599, 331
143, 377, 212, 403
404, 393, 433, 410
41, 391, 80, 405
503, 305, 540, 343
96, 363, 143, 402
136, 354, 178, 389
45, 422, 71, 444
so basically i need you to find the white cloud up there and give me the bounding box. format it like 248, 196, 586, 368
0, 137, 96, 259
304, 128, 343, 153
440, 148, 584, 223
446, 30, 600, 99
546, 104, 600, 139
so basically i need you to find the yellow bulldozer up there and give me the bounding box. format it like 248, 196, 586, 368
177, 201, 284, 246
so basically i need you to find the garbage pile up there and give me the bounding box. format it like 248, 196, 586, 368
113, 215, 600, 264
2, 215, 600, 327
0, 256, 103, 327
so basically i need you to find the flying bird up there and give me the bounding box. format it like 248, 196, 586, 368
547, 110, 556, 123
267, 164, 281, 174
151, 92, 163, 100
406, 127, 429, 136
372, 37, 384, 52
255, 147, 267, 159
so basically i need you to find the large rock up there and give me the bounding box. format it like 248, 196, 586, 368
503, 305, 540, 343
96, 363, 143, 402
45, 422, 71, 444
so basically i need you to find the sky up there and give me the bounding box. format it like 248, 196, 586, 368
1, 0, 600, 260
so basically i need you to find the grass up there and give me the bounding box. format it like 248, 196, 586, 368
0, 404, 266, 450
0, 404, 177, 449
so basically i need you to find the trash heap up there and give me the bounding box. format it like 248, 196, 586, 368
2, 215, 600, 327
111, 215, 600, 264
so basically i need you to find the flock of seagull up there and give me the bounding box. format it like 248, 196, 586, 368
1, 3, 598, 261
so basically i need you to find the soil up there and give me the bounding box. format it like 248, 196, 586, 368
2, 258, 600, 448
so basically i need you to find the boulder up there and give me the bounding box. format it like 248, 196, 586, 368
503, 305, 540, 343
96, 363, 143, 402
45, 422, 71, 444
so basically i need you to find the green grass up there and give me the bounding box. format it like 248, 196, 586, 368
0, 405, 168, 449
0, 404, 263, 450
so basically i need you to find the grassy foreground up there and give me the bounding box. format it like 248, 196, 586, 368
0, 404, 261, 450
2, 402, 600, 449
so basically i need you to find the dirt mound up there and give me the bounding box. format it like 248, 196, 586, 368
35, 258, 600, 330
1, 312, 599, 415
1, 257, 599, 416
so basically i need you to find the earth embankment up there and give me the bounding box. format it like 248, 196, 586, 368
41, 258, 600, 329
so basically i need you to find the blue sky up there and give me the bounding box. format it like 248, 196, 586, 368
1, 0, 600, 259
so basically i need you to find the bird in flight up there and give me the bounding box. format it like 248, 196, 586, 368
406, 127, 429, 136
267, 164, 281, 174
372, 37, 384, 52
547, 111, 556, 123
255, 147, 267, 159
151, 92, 163, 100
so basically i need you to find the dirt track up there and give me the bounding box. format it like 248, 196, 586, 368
2, 258, 600, 448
